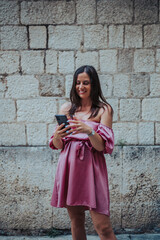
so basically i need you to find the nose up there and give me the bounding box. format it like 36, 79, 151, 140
79, 82, 84, 89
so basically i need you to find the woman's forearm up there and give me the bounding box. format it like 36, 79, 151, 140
52, 137, 63, 149
88, 132, 105, 151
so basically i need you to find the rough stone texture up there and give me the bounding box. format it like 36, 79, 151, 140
125, 25, 142, 48
107, 98, 118, 122
17, 98, 58, 123
48, 26, 82, 50
138, 122, 154, 145
109, 25, 124, 48
21, 51, 44, 74
0, 51, 19, 74
76, 0, 96, 24
97, 0, 133, 24
120, 99, 141, 121
6, 75, 39, 99
65, 75, 73, 98
142, 98, 160, 121
118, 49, 133, 73
100, 50, 117, 73
130, 73, 150, 97
134, 50, 155, 73
1, 26, 28, 50
75, 51, 99, 70
156, 49, 160, 72
113, 74, 130, 97
0, 0, 19, 24
0, 75, 7, 98
150, 74, 160, 97
45, 50, 57, 74
144, 24, 160, 48
134, 0, 158, 24
156, 123, 160, 144
59, 51, 74, 74
99, 74, 113, 97
29, 26, 47, 49
27, 123, 47, 145
38, 75, 64, 97
84, 25, 107, 50
21, 1, 75, 25
0, 99, 16, 123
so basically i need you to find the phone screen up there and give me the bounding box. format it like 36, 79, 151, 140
55, 115, 69, 129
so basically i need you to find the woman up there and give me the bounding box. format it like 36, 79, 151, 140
49, 65, 117, 240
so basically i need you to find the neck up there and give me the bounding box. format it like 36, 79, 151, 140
81, 98, 92, 108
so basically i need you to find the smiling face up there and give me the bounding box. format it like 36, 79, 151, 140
76, 72, 91, 100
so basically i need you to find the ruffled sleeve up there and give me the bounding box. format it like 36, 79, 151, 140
96, 123, 114, 154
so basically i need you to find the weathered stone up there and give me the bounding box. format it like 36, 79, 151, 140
1, 26, 28, 50
29, 26, 47, 49
45, 50, 57, 74
156, 49, 160, 72
113, 74, 130, 97
0, 99, 16, 123
109, 25, 124, 48
138, 122, 154, 145
75, 51, 99, 70
144, 24, 160, 47
48, 123, 57, 141
84, 25, 107, 50
6, 75, 39, 99
107, 98, 118, 122
27, 123, 47, 145
134, 50, 155, 72
0, 75, 7, 98
120, 99, 141, 121
118, 49, 133, 73
130, 73, 150, 97
125, 25, 142, 48
65, 75, 73, 98
100, 50, 117, 73
21, 0, 75, 24
76, 0, 96, 24
99, 74, 113, 97
0, 124, 26, 146
134, 0, 158, 24
0, 0, 19, 24
142, 98, 160, 121
17, 98, 58, 123
0, 51, 19, 74
21, 51, 44, 74
38, 75, 65, 97
150, 73, 160, 97
97, 0, 133, 24
48, 26, 82, 50
155, 123, 160, 144
59, 51, 74, 74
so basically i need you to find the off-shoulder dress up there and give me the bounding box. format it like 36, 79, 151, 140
49, 120, 114, 216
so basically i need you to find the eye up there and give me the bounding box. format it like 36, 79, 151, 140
83, 81, 90, 85
76, 80, 80, 85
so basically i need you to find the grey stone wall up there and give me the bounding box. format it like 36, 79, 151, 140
0, 0, 160, 235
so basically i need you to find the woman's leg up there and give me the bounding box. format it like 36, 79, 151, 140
67, 205, 87, 240
90, 210, 117, 240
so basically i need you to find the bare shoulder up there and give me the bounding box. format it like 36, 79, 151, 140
59, 102, 71, 115
100, 104, 113, 128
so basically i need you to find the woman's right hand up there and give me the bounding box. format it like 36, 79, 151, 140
54, 123, 72, 140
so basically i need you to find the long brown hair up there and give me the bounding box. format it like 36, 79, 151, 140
69, 65, 113, 119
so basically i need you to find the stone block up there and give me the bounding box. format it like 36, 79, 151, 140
65, 75, 73, 98
144, 24, 160, 47
6, 75, 39, 99
21, 51, 44, 74
109, 25, 124, 48
138, 122, 154, 145
48, 26, 82, 50
0, 75, 7, 98
59, 51, 74, 74
134, 0, 158, 24
113, 74, 130, 97
113, 123, 138, 145
134, 50, 155, 72
27, 123, 47, 145
46, 50, 57, 74
100, 50, 117, 73
76, 0, 96, 24
38, 75, 65, 97
99, 74, 113, 97
125, 25, 142, 48
150, 73, 160, 97
21, 1, 75, 24
118, 49, 133, 73
84, 25, 107, 50
0, 99, 16, 123
29, 26, 47, 49
155, 123, 160, 144
1, 26, 28, 50
130, 73, 150, 97
75, 51, 99, 70
0, 51, 19, 74
120, 99, 141, 121
106, 98, 118, 122
0, 124, 26, 145
0, 0, 19, 24
48, 123, 57, 141
97, 0, 133, 24
17, 98, 58, 123
156, 49, 160, 72
142, 98, 160, 121
0, 147, 53, 228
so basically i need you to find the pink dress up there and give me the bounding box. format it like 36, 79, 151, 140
49, 120, 114, 216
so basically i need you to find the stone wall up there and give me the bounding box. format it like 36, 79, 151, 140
0, 0, 160, 235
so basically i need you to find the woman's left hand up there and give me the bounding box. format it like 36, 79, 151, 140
68, 119, 92, 135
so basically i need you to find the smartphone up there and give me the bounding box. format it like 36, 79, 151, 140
55, 115, 70, 129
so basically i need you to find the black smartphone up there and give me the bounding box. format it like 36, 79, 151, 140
55, 115, 70, 129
